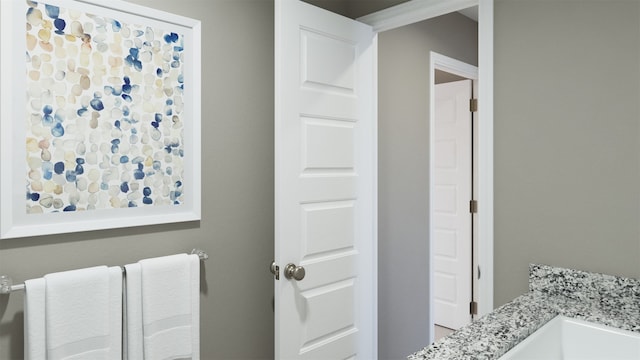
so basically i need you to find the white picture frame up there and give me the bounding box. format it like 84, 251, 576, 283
1, 0, 201, 239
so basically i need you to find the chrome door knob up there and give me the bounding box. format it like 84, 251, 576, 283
284, 263, 305, 281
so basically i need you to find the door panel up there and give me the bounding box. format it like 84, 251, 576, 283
433, 79, 472, 330
275, 0, 376, 358
301, 30, 356, 91
302, 201, 355, 256
302, 118, 355, 169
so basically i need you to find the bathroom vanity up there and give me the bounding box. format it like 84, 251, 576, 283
409, 264, 640, 360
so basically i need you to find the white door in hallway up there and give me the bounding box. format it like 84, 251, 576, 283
433, 79, 472, 330
274, 0, 376, 358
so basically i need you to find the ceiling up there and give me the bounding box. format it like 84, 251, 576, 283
303, 0, 478, 22
302, 0, 409, 19
458, 6, 478, 22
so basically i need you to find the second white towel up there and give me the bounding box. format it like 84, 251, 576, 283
125, 254, 200, 360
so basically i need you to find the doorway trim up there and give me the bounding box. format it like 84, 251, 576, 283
358, 0, 479, 32
359, 0, 494, 333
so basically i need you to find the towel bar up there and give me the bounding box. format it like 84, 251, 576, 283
0, 249, 209, 295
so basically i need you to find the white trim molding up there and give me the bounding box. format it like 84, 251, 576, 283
477, 0, 494, 319
357, 0, 478, 32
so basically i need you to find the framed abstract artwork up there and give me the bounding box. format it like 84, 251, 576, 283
1, 0, 201, 239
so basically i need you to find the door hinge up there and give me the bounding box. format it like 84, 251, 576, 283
470, 301, 478, 315
270, 261, 280, 280
469, 200, 478, 214
470, 98, 478, 112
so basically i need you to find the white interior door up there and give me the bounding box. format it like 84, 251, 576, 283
433, 79, 472, 330
275, 0, 376, 358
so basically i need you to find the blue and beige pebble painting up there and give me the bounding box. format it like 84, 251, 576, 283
24, 0, 186, 214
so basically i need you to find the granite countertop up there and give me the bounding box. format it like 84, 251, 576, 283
408, 264, 640, 360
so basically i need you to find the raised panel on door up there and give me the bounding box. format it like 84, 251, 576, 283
301, 201, 355, 258
275, 0, 375, 358
301, 29, 356, 92
302, 117, 355, 171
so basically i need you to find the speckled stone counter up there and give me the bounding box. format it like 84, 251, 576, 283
408, 264, 640, 360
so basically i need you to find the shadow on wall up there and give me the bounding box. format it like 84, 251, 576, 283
0, 311, 23, 359
199, 260, 208, 296
0, 221, 200, 251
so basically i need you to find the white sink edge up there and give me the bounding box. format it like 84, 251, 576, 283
498, 315, 640, 360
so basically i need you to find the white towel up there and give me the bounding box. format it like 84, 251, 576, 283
43, 266, 122, 360
126, 254, 199, 360
24, 278, 46, 360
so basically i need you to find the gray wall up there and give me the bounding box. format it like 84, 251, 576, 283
3, 1, 639, 359
494, 0, 640, 306
0, 1, 274, 359
377, 13, 477, 359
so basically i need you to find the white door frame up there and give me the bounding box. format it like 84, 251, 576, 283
359, 0, 494, 338
430, 53, 478, 334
